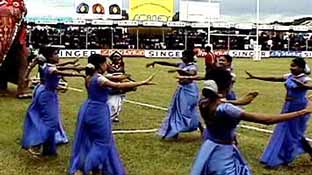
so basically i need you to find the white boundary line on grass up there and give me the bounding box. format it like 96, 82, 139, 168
124, 99, 312, 142
67, 87, 84, 92
124, 100, 168, 111
113, 129, 158, 134
69, 88, 312, 141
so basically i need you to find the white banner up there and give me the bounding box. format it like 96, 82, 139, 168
116, 20, 139, 26
91, 20, 114, 25
59, 49, 101, 58
301, 51, 312, 58
142, 21, 163, 27
191, 23, 209, 28
212, 23, 231, 29
167, 21, 186, 27
179, 0, 220, 22
145, 50, 183, 58
228, 50, 270, 58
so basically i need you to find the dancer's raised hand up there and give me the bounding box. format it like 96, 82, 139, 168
142, 73, 156, 85
146, 62, 155, 68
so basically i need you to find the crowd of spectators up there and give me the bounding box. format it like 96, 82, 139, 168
27, 25, 312, 51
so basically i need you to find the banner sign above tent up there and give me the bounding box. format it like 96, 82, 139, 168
129, 0, 175, 22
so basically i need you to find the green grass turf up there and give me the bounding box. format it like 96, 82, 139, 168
0, 58, 312, 175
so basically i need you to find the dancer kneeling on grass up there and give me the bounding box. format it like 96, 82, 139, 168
21, 46, 85, 157
191, 69, 312, 175
246, 56, 312, 167
146, 50, 202, 139
69, 54, 155, 175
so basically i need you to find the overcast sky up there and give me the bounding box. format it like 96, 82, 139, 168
25, 0, 312, 23
218, 0, 312, 22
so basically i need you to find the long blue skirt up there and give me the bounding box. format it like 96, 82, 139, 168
260, 100, 310, 167
158, 83, 200, 138
26, 84, 68, 145
21, 86, 59, 155
69, 100, 125, 175
191, 139, 251, 175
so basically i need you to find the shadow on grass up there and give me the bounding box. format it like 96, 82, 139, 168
159, 133, 202, 144
0, 89, 17, 98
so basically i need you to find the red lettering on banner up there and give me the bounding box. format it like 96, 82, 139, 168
214, 50, 229, 56
101, 49, 109, 56
200, 50, 229, 57
101, 49, 145, 57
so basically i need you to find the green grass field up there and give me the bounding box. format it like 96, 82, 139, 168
1, 58, 312, 175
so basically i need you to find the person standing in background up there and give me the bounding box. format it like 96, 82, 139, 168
204, 45, 216, 78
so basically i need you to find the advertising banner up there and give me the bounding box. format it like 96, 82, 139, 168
129, 0, 174, 22
270, 51, 310, 57
228, 50, 270, 58
101, 49, 145, 57
145, 50, 182, 58
59, 49, 101, 58
74, 0, 122, 20
58, 49, 312, 58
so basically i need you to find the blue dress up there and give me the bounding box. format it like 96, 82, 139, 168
69, 74, 125, 175
260, 73, 311, 167
191, 103, 251, 175
34, 63, 69, 145
158, 62, 200, 138
22, 64, 63, 155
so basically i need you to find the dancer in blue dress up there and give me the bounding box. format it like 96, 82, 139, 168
24, 45, 83, 145
21, 46, 85, 156
146, 50, 202, 139
69, 54, 154, 175
246, 57, 312, 167
177, 54, 257, 144
191, 69, 312, 175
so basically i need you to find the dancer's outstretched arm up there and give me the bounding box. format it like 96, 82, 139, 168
146, 61, 179, 68
245, 71, 285, 82
56, 58, 79, 67
50, 68, 85, 78
105, 73, 131, 82
100, 74, 155, 89
57, 65, 85, 72
224, 91, 259, 106
241, 97, 312, 124
176, 75, 205, 81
